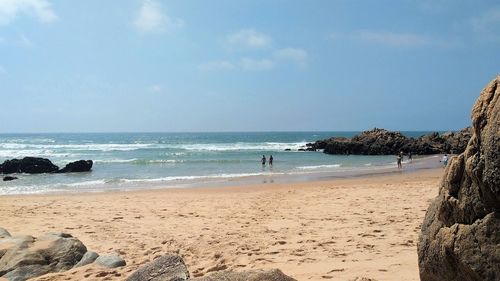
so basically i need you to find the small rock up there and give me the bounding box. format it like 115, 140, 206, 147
126, 255, 189, 281
0, 228, 10, 239
191, 269, 296, 281
2, 176, 17, 182
74, 251, 99, 268
95, 255, 126, 268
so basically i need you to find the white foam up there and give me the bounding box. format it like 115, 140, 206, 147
94, 159, 138, 164
296, 164, 341, 170
174, 142, 308, 152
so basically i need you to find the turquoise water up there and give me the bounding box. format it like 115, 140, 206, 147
0, 132, 438, 194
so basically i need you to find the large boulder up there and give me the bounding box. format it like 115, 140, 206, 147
126, 255, 190, 281
0, 232, 87, 281
191, 268, 297, 281
417, 75, 500, 281
57, 160, 93, 173
0, 157, 59, 174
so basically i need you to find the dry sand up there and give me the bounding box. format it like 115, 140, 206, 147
0, 168, 443, 281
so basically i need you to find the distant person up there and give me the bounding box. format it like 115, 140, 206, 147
440, 154, 448, 168
261, 155, 266, 166
397, 154, 402, 169
408, 151, 412, 162
269, 155, 273, 166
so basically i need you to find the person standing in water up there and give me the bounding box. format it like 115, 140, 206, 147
269, 155, 273, 166
397, 154, 402, 169
441, 154, 448, 168
408, 151, 412, 162
261, 155, 266, 166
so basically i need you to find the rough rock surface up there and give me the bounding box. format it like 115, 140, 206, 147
417, 75, 500, 281
126, 255, 189, 281
0, 232, 87, 281
0, 228, 10, 239
191, 268, 296, 281
306, 127, 472, 155
94, 255, 126, 268
126, 255, 295, 281
73, 251, 99, 268
57, 160, 93, 173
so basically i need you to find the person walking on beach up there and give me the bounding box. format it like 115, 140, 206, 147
440, 154, 448, 168
261, 155, 266, 166
397, 154, 402, 169
269, 155, 273, 166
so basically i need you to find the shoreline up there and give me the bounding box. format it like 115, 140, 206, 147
0, 154, 444, 196
0, 168, 443, 281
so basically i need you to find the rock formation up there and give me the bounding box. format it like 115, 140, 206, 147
0, 232, 87, 281
57, 160, 93, 173
126, 255, 296, 281
190, 268, 296, 281
417, 75, 499, 281
0, 158, 93, 174
126, 255, 190, 281
306, 127, 472, 155
0, 229, 125, 281
0, 157, 59, 174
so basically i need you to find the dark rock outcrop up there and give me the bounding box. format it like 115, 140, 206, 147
0, 157, 59, 174
0, 232, 87, 281
57, 160, 93, 173
2, 176, 17, 182
0, 158, 93, 174
126, 255, 190, 281
417, 75, 500, 281
307, 127, 472, 155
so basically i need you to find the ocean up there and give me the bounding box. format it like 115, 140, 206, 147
0, 132, 441, 195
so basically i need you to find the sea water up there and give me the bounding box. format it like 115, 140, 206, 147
0, 132, 441, 194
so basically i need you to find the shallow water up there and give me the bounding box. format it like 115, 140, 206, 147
0, 132, 441, 194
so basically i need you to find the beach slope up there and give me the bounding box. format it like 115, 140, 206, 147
0, 169, 442, 281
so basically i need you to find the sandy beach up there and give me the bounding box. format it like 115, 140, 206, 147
0, 168, 443, 281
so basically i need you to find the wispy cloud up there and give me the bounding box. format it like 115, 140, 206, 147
226, 29, 272, 49
470, 7, 500, 40
133, 0, 183, 33
274, 48, 308, 67
352, 30, 433, 47
239, 58, 274, 71
198, 60, 235, 72
416, 0, 453, 14
18, 33, 33, 48
0, 0, 57, 25
149, 84, 162, 93
330, 30, 451, 48
0, 33, 35, 48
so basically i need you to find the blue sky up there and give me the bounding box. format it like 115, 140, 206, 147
0, 0, 499, 133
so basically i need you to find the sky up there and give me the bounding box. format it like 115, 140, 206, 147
0, 0, 499, 133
